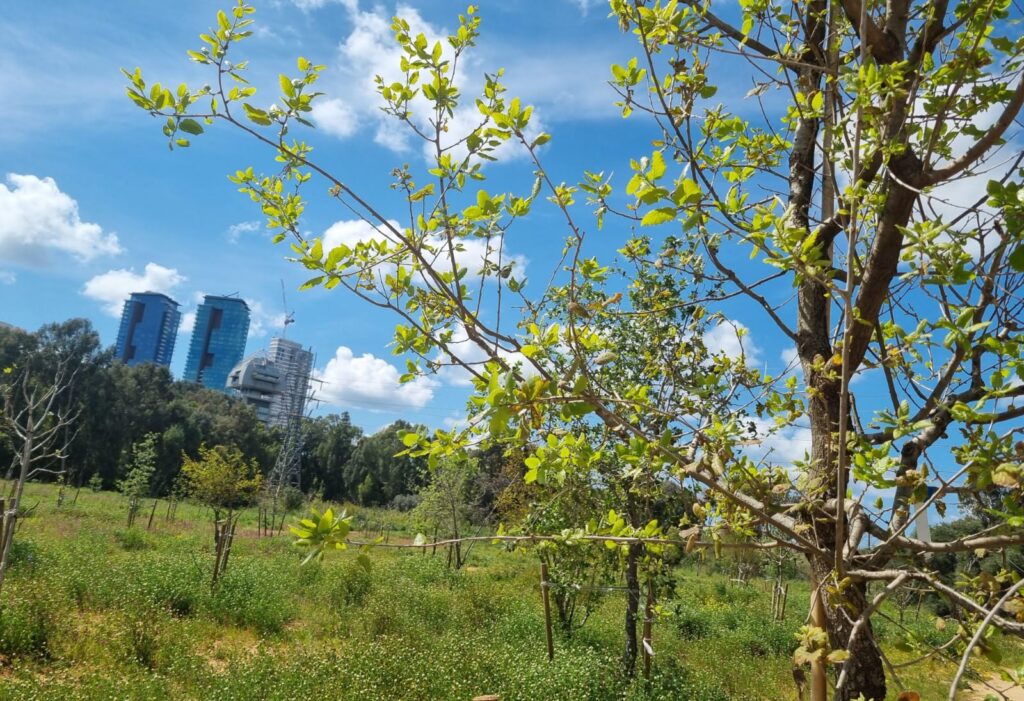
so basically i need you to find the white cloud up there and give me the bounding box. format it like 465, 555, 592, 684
496, 49, 621, 122
321, 218, 527, 280
442, 412, 470, 430
243, 298, 288, 338
315, 345, 438, 410
82, 263, 186, 316
0, 174, 121, 266
290, 0, 354, 9
703, 320, 760, 364
743, 417, 812, 473
311, 98, 359, 139
315, 3, 542, 162
437, 321, 535, 387
779, 346, 799, 375
178, 311, 196, 336
570, 0, 606, 13
322, 218, 399, 251
226, 220, 262, 243
0, 271, 15, 285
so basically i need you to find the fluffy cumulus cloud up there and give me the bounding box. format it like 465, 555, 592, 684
0, 173, 121, 267
703, 320, 761, 364
82, 263, 186, 316
321, 218, 527, 280
313, 3, 542, 162
315, 345, 437, 410
310, 98, 359, 139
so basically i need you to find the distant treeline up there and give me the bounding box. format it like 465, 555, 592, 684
0, 318, 449, 506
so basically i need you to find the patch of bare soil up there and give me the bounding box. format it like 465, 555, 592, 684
966, 675, 1024, 700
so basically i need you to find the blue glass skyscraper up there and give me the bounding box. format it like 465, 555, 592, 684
182, 295, 250, 391
114, 292, 181, 367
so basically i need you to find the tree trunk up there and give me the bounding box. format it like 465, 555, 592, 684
0, 433, 32, 601
623, 542, 641, 677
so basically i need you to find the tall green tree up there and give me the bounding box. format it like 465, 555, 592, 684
128, 2, 1024, 698
301, 413, 362, 501
343, 421, 427, 506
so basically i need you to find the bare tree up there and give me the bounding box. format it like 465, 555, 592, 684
0, 357, 79, 600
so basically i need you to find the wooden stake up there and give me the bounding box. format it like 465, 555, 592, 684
810, 583, 828, 701
540, 562, 555, 661
147, 499, 158, 530
642, 577, 654, 679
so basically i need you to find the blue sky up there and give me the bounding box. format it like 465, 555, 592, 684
1, 0, 666, 433
1, 0, 1011, 510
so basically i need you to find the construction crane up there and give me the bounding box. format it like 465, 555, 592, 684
280, 280, 295, 336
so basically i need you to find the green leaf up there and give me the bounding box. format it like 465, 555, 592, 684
1009, 245, 1024, 272
280, 74, 295, 98
401, 432, 420, 447
179, 118, 204, 135
640, 208, 676, 226
649, 150, 666, 180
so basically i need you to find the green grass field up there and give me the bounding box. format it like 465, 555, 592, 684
0, 482, 1017, 700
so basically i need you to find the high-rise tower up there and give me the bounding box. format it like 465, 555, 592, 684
267, 337, 313, 426
183, 295, 250, 391
114, 292, 181, 367
226, 337, 313, 428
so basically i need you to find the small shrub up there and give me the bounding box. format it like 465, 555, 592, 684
114, 528, 151, 551
206, 562, 293, 634
116, 616, 160, 669
735, 621, 796, 657
673, 604, 714, 640
0, 596, 53, 658
281, 485, 305, 513
390, 493, 419, 512
328, 558, 373, 609
5, 539, 40, 572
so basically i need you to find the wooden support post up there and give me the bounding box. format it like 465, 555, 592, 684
780, 583, 789, 621
540, 562, 554, 661
810, 583, 827, 701
642, 577, 654, 680
212, 520, 226, 587
147, 499, 158, 530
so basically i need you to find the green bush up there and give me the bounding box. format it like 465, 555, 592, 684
733, 618, 796, 658
5, 539, 40, 573
672, 604, 714, 640
206, 561, 293, 634
114, 528, 152, 551
0, 595, 54, 658
113, 614, 161, 669
129, 555, 203, 617
328, 558, 373, 609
